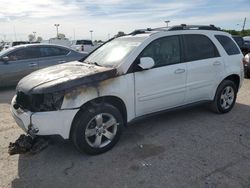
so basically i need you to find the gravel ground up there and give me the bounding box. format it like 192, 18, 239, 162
0, 80, 250, 188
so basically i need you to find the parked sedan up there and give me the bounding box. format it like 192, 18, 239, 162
0, 44, 88, 87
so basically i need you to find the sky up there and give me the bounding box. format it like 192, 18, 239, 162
0, 0, 249, 41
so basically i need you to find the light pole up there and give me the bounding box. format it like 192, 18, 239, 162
164, 20, 170, 28
90, 30, 93, 41
33, 32, 36, 41
54, 24, 60, 38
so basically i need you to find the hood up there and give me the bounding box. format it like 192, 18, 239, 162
17, 61, 117, 94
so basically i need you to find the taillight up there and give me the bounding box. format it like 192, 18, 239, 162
243, 54, 249, 66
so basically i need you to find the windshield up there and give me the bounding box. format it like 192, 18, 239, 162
0, 47, 14, 57
84, 36, 146, 67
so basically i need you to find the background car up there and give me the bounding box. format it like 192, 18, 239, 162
70, 39, 97, 53
0, 44, 88, 87
243, 53, 250, 78
232, 35, 250, 55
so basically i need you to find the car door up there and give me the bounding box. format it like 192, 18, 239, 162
0, 47, 40, 86
38, 46, 70, 69
133, 35, 187, 116
183, 34, 223, 103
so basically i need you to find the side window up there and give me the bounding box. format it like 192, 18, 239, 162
140, 36, 181, 67
215, 35, 240, 55
40, 47, 69, 57
8, 47, 40, 61
183, 34, 219, 62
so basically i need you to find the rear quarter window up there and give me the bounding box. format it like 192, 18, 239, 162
215, 35, 240, 55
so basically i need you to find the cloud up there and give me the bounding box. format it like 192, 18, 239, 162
0, 0, 249, 40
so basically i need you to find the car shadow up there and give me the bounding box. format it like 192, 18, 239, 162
11, 102, 250, 188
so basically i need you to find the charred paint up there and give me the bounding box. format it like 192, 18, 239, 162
16, 61, 118, 94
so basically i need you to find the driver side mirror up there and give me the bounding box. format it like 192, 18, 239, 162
1, 56, 9, 64
138, 57, 155, 70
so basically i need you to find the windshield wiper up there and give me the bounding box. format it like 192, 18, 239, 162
84, 61, 101, 67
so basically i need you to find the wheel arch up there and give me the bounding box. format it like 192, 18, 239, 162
69, 95, 127, 139
223, 74, 240, 91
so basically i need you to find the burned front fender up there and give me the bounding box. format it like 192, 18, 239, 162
14, 61, 118, 112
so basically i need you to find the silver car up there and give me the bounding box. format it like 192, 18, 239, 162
0, 44, 88, 87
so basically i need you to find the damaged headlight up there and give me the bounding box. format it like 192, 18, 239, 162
16, 91, 64, 112
33, 92, 64, 112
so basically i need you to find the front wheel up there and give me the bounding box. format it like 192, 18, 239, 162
211, 80, 237, 114
71, 103, 124, 155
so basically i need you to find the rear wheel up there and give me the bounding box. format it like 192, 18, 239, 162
71, 103, 124, 155
211, 80, 237, 113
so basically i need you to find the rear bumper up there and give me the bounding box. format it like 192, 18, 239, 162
10, 95, 79, 139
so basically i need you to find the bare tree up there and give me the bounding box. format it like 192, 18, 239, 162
36, 36, 43, 42
28, 34, 35, 42
114, 31, 126, 38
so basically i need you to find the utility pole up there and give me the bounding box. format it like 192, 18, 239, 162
54, 24, 60, 38
242, 17, 246, 31
13, 26, 17, 41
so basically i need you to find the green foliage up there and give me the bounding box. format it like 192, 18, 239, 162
223, 29, 250, 36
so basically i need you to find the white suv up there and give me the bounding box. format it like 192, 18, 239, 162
10, 25, 244, 154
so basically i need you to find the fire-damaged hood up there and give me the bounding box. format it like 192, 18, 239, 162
17, 61, 117, 94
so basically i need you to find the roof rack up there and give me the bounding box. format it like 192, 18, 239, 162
126, 24, 221, 36
168, 24, 221, 31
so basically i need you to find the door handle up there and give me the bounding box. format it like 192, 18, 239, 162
29, 63, 38, 67
213, 61, 221, 66
174, 69, 185, 74
58, 60, 66, 63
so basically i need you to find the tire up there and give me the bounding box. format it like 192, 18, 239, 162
71, 103, 124, 155
210, 80, 237, 114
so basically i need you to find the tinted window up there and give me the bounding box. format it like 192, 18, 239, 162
40, 47, 69, 57
76, 40, 93, 45
12, 41, 30, 46
215, 35, 240, 55
7, 47, 40, 61
140, 36, 181, 67
184, 34, 219, 62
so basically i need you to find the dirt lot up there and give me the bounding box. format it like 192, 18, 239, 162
0, 80, 250, 188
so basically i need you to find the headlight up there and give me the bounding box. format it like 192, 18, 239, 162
15, 91, 64, 112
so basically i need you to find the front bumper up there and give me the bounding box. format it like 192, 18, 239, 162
10, 95, 79, 139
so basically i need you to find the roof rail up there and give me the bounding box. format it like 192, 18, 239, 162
168, 24, 221, 31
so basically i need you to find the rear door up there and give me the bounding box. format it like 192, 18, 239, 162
183, 34, 223, 103
0, 47, 40, 86
38, 46, 70, 69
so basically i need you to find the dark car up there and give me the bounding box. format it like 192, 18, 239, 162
232, 35, 250, 55
0, 44, 88, 87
